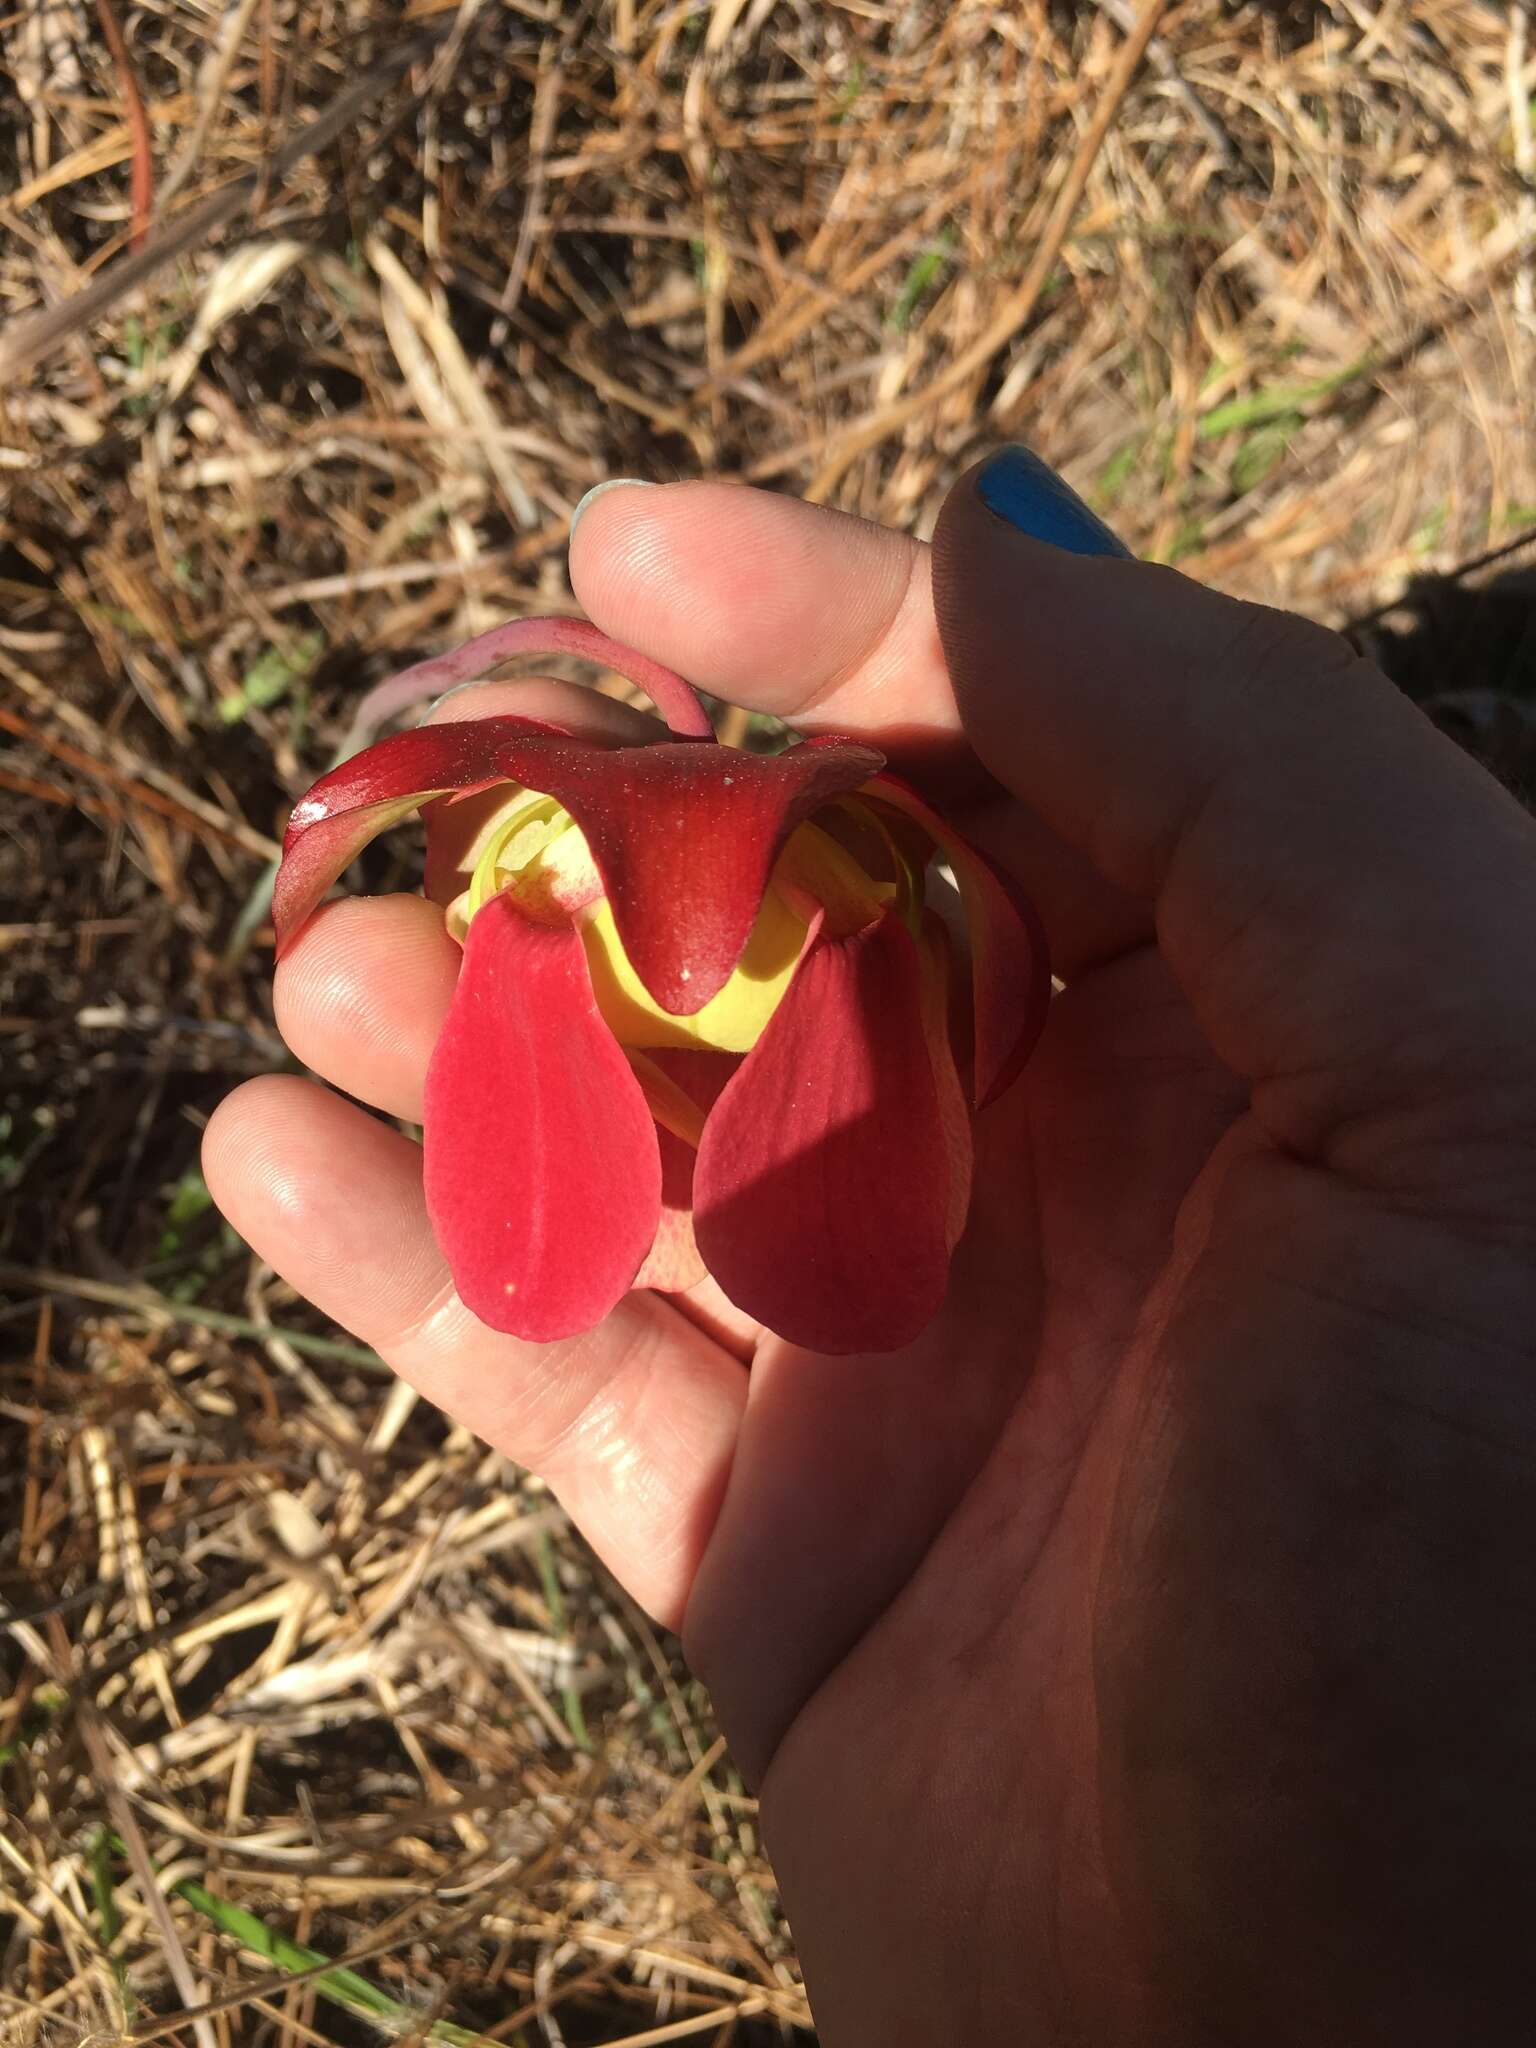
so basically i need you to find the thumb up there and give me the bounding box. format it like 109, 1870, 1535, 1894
933, 449, 1536, 1208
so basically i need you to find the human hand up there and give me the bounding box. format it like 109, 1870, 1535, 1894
206, 459, 1536, 2044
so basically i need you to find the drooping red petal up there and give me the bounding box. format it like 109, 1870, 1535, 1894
422, 891, 661, 1341
273, 714, 572, 955
693, 909, 951, 1354
857, 774, 1051, 1108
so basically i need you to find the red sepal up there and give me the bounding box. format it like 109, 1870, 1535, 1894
482, 733, 885, 1015
693, 908, 951, 1354
276, 709, 883, 1017
422, 891, 661, 1341
859, 774, 1051, 1107
273, 714, 571, 956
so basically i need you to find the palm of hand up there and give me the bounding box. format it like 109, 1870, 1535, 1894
743, 924, 1532, 2047
695, 935, 1248, 2043
210, 478, 1536, 2047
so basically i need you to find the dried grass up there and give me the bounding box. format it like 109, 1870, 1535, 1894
2, 2, 1533, 2041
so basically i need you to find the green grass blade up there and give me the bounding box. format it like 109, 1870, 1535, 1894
887, 226, 956, 332
89, 1828, 138, 2019
174, 1877, 515, 2046
536, 1526, 592, 1750
1198, 354, 1377, 439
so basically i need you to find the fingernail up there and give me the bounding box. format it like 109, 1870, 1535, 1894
569, 476, 653, 543
416, 679, 485, 723
975, 446, 1131, 558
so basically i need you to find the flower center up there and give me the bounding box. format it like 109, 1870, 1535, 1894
464, 793, 574, 922
457, 799, 895, 1056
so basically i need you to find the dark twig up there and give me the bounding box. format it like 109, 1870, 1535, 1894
0, 30, 444, 382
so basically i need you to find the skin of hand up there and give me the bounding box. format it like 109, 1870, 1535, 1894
205, 465, 1536, 2046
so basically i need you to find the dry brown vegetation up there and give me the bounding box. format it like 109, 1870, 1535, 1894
1, 1, 1533, 2041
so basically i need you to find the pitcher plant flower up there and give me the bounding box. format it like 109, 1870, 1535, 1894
272, 617, 1050, 1353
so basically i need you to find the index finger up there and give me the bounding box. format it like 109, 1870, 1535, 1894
569, 479, 1149, 975
569, 480, 945, 737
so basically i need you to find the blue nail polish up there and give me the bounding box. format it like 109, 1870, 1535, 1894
976, 446, 1132, 558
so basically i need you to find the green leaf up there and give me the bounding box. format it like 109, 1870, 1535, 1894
536, 1527, 592, 1751
887, 226, 956, 333
832, 59, 866, 121
89, 1829, 123, 1950
219, 631, 325, 726
1095, 436, 1143, 508
1412, 502, 1448, 554
0, 1687, 64, 1767
1229, 415, 1303, 496
1165, 517, 1207, 564
89, 1828, 136, 2017
156, 1167, 214, 1259
1198, 355, 1375, 440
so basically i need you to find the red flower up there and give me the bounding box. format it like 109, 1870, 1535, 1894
273, 618, 1050, 1353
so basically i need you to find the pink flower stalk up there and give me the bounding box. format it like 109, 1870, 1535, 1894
273, 619, 1050, 1353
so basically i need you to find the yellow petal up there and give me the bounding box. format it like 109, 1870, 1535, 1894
466, 794, 567, 920
774, 818, 894, 934
583, 884, 807, 1053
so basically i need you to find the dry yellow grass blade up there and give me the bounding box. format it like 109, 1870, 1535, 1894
6, 126, 138, 212
805, 0, 1175, 501
157, 0, 266, 210
368, 237, 540, 530
162, 240, 308, 402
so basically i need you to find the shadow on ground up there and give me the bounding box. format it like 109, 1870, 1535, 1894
1349, 561, 1536, 804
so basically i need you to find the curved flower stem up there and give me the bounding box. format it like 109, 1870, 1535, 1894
341, 614, 716, 750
